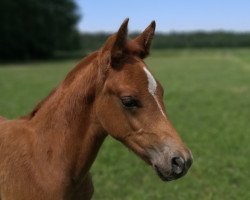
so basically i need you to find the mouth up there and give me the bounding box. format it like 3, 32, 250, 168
154, 165, 175, 181
153, 164, 187, 182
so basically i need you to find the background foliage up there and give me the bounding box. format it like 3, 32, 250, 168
0, 0, 80, 60
80, 32, 250, 53
1, 0, 250, 61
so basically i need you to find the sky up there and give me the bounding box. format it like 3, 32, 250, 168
75, 0, 250, 33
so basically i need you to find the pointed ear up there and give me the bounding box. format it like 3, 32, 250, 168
100, 18, 129, 67
134, 21, 156, 58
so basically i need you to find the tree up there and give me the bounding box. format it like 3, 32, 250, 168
0, 0, 80, 60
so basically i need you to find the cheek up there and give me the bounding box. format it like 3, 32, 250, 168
126, 113, 146, 132
130, 106, 163, 132
95, 95, 131, 139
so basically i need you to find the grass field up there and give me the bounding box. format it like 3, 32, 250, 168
0, 49, 250, 199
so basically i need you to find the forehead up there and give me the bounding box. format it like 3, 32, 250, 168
109, 57, 162, 95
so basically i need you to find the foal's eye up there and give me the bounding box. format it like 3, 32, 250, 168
120, 96, 140, 109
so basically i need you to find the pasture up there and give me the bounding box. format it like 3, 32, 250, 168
0, 49, 250, 199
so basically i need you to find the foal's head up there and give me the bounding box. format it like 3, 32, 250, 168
95, 19, 192, 181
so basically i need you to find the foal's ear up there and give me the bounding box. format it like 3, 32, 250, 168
101, 18, 129, 67
134, 21, 156, 58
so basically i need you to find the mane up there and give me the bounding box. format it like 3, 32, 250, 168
63, 51, 99, 85
21, 52, 99, 120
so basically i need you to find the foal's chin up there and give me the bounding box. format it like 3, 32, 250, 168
152, 163, 188, 182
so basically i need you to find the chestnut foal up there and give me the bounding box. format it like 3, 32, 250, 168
0, 19, 192, 200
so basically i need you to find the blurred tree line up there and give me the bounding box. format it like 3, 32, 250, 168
80, 32, 250, 53
1, 0, 250, 61
0, 0, 80, 60
152, 32, 250, 49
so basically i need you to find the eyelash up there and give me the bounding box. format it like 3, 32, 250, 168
120, 96, 140, 109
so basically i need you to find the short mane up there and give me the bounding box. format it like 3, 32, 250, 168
22, 52, 99, 120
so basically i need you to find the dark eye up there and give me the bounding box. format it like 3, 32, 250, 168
120, 96, 140, 109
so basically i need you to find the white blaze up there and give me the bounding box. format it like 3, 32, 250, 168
143, 67, 166, 117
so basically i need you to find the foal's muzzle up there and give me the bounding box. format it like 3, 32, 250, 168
153, 154, 193, 181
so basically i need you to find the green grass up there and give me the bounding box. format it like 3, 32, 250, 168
0, 49, 250, 199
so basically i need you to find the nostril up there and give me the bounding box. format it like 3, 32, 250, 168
171, 157, 185, 175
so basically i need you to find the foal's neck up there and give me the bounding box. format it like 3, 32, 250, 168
30, 52, 106, 179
